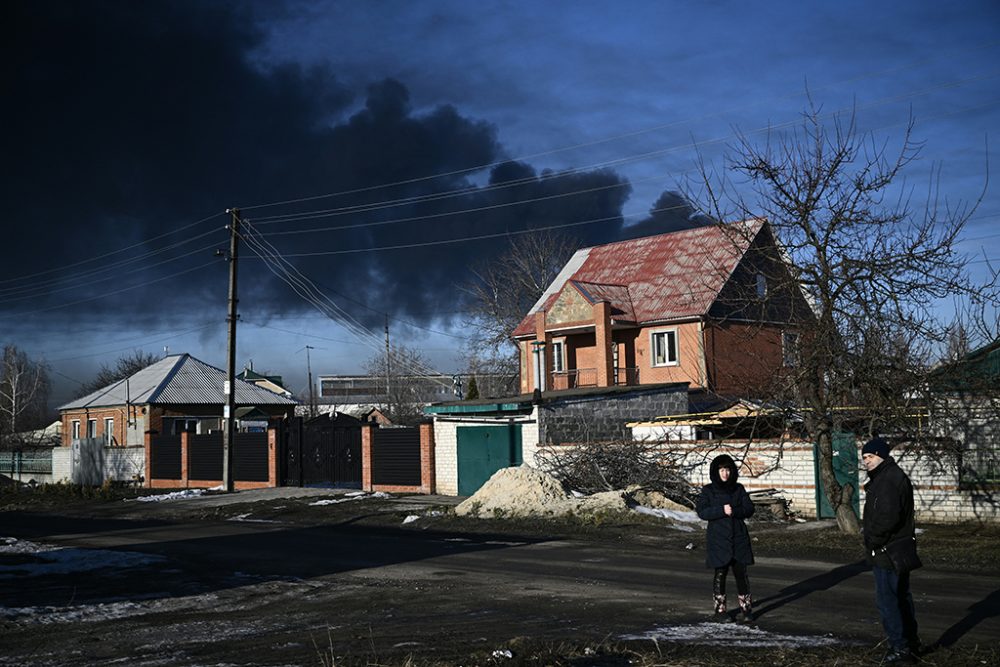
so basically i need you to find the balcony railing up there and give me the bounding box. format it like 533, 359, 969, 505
550, 367, 639, 390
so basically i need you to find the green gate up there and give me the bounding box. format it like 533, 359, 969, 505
457, 425, 523, 496
814, 431, 860, 519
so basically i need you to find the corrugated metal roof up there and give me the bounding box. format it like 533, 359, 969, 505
513, 220, 761, 337
58, 354, 297, 410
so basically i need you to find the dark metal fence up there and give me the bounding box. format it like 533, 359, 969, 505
189, 433, 223, 481
372, 427, 421, 486
150, 435, 182, 480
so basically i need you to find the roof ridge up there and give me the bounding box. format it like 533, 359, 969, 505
146, 353, 189, 403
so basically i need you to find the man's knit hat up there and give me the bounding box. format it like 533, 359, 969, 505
862, 437, 890, 460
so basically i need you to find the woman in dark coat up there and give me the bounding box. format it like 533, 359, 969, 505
696, 454, 755, 622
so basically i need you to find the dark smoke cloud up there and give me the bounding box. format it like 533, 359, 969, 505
2, 1, 702, 333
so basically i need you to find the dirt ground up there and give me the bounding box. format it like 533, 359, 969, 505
1, 485, 999, 666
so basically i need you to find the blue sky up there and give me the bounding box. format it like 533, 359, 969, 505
3, 0, 998, 406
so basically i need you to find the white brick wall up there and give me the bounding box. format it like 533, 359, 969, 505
632, 424, 1000, 523
433, 419, 459, 496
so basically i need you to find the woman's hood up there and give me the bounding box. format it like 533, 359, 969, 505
709, 454, 739, 486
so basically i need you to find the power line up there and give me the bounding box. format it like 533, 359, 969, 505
0, 211, 224, 286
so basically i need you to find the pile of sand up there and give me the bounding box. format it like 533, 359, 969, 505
455, 466, 688, 518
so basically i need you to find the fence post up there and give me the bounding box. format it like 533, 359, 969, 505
144, 430, 156, 488
361, 424, 373, 492
268, 427, 277, 488
180, 431, 190, 488
420, 422, 435, 494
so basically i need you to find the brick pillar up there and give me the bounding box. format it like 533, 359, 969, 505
144, 430, 155, 488
361, 424, 374, 492
180, 431, 189, 488
594, 301, 613, 387
419, 422, 435, 494
267, 427, 278, 488
533, 311, 552, 392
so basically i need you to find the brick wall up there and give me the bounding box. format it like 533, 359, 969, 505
631, 425, 1000, 523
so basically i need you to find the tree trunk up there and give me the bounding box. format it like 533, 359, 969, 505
835, 481, 861, 534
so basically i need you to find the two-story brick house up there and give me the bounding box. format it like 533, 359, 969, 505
512, 219, 812, 397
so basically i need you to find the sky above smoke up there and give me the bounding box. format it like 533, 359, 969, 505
3, 0, 998, 404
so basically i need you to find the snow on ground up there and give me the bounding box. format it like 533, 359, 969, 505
309, 491, 390, 506
632, 505, 701, 530
0, 537, 165, 578
622, 622, 845, 648
132, 486, 224, 503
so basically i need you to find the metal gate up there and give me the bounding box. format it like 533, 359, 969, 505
284, 416, 362, 487
456, 424, 522, 496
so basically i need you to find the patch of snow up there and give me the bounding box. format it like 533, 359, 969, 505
132, 486, 222, 503
0, 537, 165, 578
0, 591, 221, 625
492, 649, 514, 659
402, 515, 420, 524
227, 514, 279, 523
633, 505, 702, 528
621, 622, 844, 648
309, 491, 390, 506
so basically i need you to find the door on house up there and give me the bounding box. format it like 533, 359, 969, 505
457, 425, 523, 496
814, 431, 861, 519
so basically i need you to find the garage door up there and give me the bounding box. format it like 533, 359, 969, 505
457, 425, 522, 496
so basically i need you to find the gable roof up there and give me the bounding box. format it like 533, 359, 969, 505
513, 220, 764, 338
59, 354, 298, 411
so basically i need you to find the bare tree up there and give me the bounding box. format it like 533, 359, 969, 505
364, 344, 439, 426
74, 349, 161, 399
461, 230, 579, 391
691, 105, 998, 533
0, 344, 52, 448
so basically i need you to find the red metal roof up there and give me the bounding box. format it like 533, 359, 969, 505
513, 220, 763, 338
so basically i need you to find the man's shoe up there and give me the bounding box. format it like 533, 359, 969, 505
884, 647, 916, 665
736, 610, 755, 624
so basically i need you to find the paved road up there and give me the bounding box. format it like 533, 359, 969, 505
2, 511, 998, 665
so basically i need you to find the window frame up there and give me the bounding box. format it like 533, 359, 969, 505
649, 328, 679, 367
71, 420, 81, 440
782, 330, 799, 368
756, 272, 767, 299
86, 419, 97, 439
104, 417, 115, 445
551, 339, 566, 373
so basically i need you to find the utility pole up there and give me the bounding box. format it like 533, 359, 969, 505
384, 314, 391, 413
305, 345, 316, 419
222, 208, 241, 493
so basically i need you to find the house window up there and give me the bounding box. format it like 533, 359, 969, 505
72, 420, 80, 440
651, 329, 679, 366
756, 273, 767, 299
782, 331, 799, 367
87, 419, 97, 439
551, 340, 565, 373
104, 417, 114, 445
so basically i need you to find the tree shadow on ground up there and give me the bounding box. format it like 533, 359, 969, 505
931, 586, 1000, 649
754, 560, 869, 618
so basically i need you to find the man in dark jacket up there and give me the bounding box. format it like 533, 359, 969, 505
862, 437, 920, 665
696, 454, 755, 622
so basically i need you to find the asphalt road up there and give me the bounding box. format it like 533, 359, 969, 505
2, 510, 998, 666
